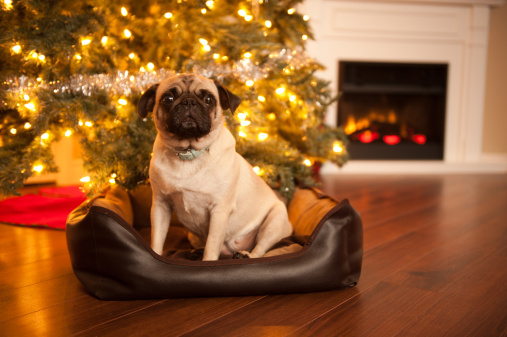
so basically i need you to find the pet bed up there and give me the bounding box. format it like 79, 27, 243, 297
66, 186, 363, 300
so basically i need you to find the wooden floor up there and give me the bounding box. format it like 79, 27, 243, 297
1, 174, 506, 336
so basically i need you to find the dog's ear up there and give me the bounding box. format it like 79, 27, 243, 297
214, 80, 242, 114
138, 83, 159, 118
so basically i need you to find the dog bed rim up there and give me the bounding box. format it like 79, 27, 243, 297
82, 193, 352, 267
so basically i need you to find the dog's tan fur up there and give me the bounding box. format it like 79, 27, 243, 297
138, 74, 292, 261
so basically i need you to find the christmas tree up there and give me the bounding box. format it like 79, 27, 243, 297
0, 0, 348, 198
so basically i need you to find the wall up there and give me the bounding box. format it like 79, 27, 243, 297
482, 4, 507, 154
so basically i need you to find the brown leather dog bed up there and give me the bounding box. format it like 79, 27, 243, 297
66, 186, 363, 300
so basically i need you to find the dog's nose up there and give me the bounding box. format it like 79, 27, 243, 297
181, 97, 197, 106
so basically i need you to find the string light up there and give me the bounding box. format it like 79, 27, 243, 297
304, 15, 310, 21
41, 133, 49, 140
33, 164, 44, 173
3, 0, 13, 10
124, 29, 132, 38
268, 113, 276, 121
10, 128, 17, 135
199, 38, 208, 46
303, 159, 312, 166
201, 8, 207, 14
276, 87, 285, 95
239, 131, 247, 137
213, 53, 220, 59
265, 21, 272, 28
25, 102, 35, 111
12, 45, 21, 54
240, 121, 251, 126
206, 1, 214, 9
333, 141, 343, 153
288, 8, 296, 15
147, 62, 155, 71
302, 35, 308, 41
101, 36, 108, 46
38, 54, 45, 61
246, 80, 254, 87
258, 132, 268, 141
65, 130, 72, 137
24, 122, 31, 129
129, 53, 135, 59
245, 15, 253, 22
164, 12, 173, 19
118, 98, 128, 106
258, 96, 266, 102
121, 7, 128, 16
81, 38, 91, 46
75, 54, 82, 60
243, 52, 252, 58
80, 176, 90, 183
238, 9, 247, 17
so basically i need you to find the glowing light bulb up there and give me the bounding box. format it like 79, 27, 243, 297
303, 15, 310, 21
238, 9, 247, 17
81, 38, 91, 46
147, 62, 155, 70
129, 53, 135, 59
23, 94, 30, 101
38, 54, 45, 61
237, 113, 247, 121
302, 35, 308, 41
201, 8, 207, 14
4, 0, 13, 10
164, 12, 173, 19
118, 98, 128, 106
276, 87, 285, 95
80, 176, 90, 183
24, 122, 31, 129
333, 141, 343, 153
304, 159, 312, 166
258, 133, 268, 141
268, 113, 276, 121
199, 38, 208, 45
246, 80, 254, 87
25, 102, 35, 111
101, 36, 108, 46
243, 52, 252, 58
245, 15, 253, 21
12, 45, 21, 53
10, 128, 17, 135
75, 54, 82, 60
265, 20, 272, 28
65, 130, 72, 137
213, 53, 220, 59
253, 166, 260, 174
289, 94, 297, 102
288, 8, 296, 15
124, 29, 132, 38
121, 7, 128, 16
33, 164, 44, 173
109, 178, 116, 184
206, 1, 214, 9
241, 121, 251, 126
41, 133, 49, 140
258, 96, 266, 102
203, 45, 211, 52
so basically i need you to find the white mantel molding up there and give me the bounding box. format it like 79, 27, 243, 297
324, 0, 505, 6
301, 0, 507, 174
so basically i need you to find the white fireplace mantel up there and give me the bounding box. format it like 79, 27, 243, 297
301, 0, 507, 174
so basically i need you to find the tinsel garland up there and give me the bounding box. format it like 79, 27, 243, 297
5, 49, 318, 97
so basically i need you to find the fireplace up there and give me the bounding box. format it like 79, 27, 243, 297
338, 61, 448, 160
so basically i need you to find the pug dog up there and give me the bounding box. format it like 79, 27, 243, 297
138, 74, 293, 261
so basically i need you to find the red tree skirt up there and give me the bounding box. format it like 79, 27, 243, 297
0, 186, 86, 230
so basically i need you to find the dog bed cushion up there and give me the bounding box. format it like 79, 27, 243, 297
66, 186, 363, 300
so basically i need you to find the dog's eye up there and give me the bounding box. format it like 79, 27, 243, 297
162, 95, 174, 104
204, 96, 213, 104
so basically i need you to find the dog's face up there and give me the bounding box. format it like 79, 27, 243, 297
138, 74, 241, 142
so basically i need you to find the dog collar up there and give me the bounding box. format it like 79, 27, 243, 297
170, 146, 210, 161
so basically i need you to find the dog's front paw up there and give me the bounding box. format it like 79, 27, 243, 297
232, 251, 251, 259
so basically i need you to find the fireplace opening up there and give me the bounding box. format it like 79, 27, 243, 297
337, 61, 448, 160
